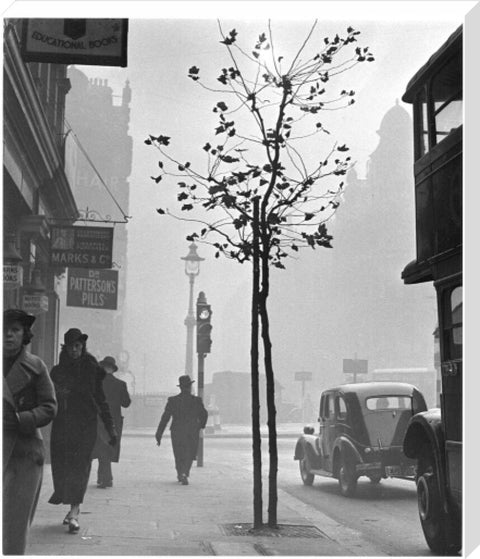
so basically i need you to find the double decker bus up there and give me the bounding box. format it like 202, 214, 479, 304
401, 26, 462, 555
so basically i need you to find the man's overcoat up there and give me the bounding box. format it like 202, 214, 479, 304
91, 374, 131, 462
155, 393, 208, 474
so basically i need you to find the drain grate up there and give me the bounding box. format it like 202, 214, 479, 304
221, 523, 326, 538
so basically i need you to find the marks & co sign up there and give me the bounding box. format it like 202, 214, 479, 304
50, 225, 113, 269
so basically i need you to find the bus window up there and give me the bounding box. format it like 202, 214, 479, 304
432, 56, 462, 145
414, 87, 429, 158
443, 286, 462, 360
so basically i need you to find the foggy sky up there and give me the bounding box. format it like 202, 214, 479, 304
6, 2, 471, 398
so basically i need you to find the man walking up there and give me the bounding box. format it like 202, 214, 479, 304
91, 356, 131, 488
155, 375, 208, 485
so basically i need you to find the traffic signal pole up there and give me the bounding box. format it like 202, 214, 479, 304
197, 351, 205, 467
196, 291, 212, 468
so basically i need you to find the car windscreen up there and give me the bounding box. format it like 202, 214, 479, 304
365, 396, 412, 411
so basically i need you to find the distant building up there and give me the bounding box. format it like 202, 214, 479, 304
265, 101, 437, 399
205, 371, 283, 424
59, 67, 132, 360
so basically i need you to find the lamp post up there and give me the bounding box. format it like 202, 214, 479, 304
181, 242, 204, 377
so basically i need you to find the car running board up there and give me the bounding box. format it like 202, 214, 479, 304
308, 468, 334, 478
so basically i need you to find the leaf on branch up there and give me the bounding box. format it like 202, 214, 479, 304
158, 161, 164, 168
203, 142, 211, 152
144, 138, 152, 145
155, 135, 171, 146
291, 244, 299, 252
177, 192, 189, 201
337, 144, 349, 152
304, 213, 315, 221
220, 29, 238, 45
156, 208, 166, 215
151, 175, 162, 183
181, 204, 194, 211
252, 51, 260, 59
220, 155, 240, 164
215, 125, 225, 135
216, 101, 228, 112
188, 66, 200, 81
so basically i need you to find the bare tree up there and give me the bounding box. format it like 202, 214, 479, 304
146, 20, 373, 528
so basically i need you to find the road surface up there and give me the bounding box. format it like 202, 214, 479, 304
201, 435, 431, 556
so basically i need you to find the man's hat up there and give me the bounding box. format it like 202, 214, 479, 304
64, 328, 88, 346
4, 309, 36, 329
177, 375, 195, 387
99, 356, 118, 372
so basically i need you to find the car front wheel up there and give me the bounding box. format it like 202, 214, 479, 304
299, 457, 314, 486
338, 452, 358, 497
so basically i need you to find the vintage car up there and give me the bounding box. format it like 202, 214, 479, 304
294, 382, 428, 496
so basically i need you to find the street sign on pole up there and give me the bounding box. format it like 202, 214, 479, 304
343, 358, 368, 382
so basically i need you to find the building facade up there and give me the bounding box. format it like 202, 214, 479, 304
3, 19, 77, 369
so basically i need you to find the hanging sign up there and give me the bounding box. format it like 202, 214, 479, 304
50, 225, 113, 269
22, 293, 49, 315
21, 19, 128, 67
3, 264, 23, 288
67, 268, 118, 310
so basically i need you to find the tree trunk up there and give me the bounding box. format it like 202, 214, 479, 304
250, 197, 263, 528
259, 247, 278, 528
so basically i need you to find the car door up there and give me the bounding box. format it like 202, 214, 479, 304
320, 392, 336, 471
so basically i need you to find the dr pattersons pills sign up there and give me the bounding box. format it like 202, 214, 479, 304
67, 268, 118, 310
50, 225, 113, 268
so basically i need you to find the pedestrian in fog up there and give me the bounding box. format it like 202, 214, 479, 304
48, 328, 117, 533
91, 356, 131, 488
155, 375, 208, 485
3, 309, 57, 555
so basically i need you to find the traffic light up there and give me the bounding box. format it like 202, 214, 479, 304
197, 297, 212, 354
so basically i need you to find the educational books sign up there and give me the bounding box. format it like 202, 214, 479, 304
67, 268, 118, 310
50, 226, 113, 269
21, 19, 128, 67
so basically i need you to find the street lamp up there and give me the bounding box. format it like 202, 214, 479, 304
181, 242, 204, 377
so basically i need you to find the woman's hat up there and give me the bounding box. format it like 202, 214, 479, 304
64, 328, 88, 346
99, 356, 118, 372
177, 375, 195, 387
4, 309, 36, 329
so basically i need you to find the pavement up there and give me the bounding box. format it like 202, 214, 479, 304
122, 423, 308, 439
26, 424, 383, 556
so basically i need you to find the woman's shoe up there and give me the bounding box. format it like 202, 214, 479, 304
62, 514, 71, 525
68, 518, 80, 533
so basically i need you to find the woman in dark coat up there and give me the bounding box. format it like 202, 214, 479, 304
3, 309, 57, 555
48, 328, 117, 533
